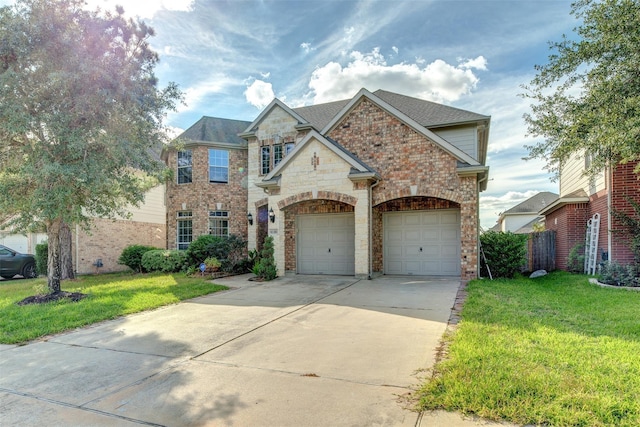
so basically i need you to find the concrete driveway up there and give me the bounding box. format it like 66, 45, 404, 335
0, 274, 503, 426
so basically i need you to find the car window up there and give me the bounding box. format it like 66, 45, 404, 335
0, 248, 12, 256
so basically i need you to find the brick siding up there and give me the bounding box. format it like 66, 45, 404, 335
165, 145, 248, 249
610, 161, 639, 264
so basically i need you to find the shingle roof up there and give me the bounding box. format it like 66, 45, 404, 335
291, 90, 489, 130
503, 191, 559, 215
179, 116, 252, 145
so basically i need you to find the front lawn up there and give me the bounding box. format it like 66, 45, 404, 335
0, 272, 227, 344
417, 271, 640, 427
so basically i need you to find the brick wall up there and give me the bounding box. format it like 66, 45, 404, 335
165, 145, 248, 249
73, 218, 166, 274
610, 161, 639, 264
327, 99, 480, 281
546, 203, 589, 270
588, 190, 609, 263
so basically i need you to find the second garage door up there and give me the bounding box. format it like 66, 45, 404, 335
297, 213, 355, 275
384, 210, 461, 276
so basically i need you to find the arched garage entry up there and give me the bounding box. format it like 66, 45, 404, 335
374, 197, 461, 276
283, 199, 355, 275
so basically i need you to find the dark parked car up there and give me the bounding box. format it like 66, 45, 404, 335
0, 244, 37, 279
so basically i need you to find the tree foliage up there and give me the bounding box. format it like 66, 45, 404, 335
480, 231, 528, 279
522, 0, 640, 179
0, 0, 182, 292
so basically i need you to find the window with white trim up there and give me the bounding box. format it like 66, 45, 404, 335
177, 150, 192, 184
208, 149, 229, 183
177, 211, 193, 250
273, 144, 284, 167
208, 211, 229, 237
261, 146, 270, 175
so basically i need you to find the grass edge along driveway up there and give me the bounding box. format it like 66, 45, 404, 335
417, 271, 640, 427
0, 272, 227, 344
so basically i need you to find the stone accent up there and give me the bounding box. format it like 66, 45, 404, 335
165, 145, 248, 249
278, 191, 357, 209
72, 217, 166, 274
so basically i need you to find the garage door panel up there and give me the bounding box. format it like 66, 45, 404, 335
384, 210, 461, 276
297, 214, 355, 275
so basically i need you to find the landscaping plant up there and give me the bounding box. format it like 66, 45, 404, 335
141, 250, 187, 273
118, 244, 157, 273
252, 236, 277, 281
479, 231, 528, 278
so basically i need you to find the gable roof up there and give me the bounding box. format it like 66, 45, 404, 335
179, 116, 251, 145
259, 129, 380, 188
502, 191, 559, 216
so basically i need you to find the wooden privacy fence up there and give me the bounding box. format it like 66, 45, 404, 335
525, 230, 556, 272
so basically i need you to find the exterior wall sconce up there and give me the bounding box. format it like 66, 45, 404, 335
247, 212, 253, 225
269, 207, 275, 223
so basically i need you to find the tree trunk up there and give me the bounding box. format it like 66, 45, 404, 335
46, 219, 62, 294
60, 221, 75, 280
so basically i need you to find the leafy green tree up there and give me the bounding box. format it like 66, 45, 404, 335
0, 0, 181, 293
522, 0, 640, 179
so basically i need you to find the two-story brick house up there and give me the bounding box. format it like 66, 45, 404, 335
240, 89, 490, 281
163, 116, 252, 250
540, 153, 639, 270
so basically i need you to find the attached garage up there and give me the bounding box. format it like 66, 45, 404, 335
384, 210, 461, 276
0, 234, 29, 254
297, 213, 355, 275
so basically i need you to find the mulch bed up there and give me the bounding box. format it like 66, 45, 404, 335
17, 291, 87, 306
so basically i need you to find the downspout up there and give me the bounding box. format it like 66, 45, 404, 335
607, 164, 613, 262
368, 178, 381, 280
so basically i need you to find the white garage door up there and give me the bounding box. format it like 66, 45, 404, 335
297, 214, 355, 275
384, 210, 461, 276
0, 234, 29, 254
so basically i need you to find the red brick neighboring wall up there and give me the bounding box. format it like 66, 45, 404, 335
165, 146, 248, 249
610, 161, 639, 264
545, 203, 589, 270
588, 190, 610, 264
73, 218, 166, 274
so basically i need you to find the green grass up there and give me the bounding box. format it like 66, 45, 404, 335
0, 272, 228, 344
417, 271, 640, 427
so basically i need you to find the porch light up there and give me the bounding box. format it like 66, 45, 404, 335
269, 207, 275, 223
247, 212, 253, 225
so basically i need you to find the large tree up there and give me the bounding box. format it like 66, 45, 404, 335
522, 0, 640, 178
0, 0, 181, 293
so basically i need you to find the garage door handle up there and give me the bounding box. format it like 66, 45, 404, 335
328, 248, 331, 253
419, 247, 423, 252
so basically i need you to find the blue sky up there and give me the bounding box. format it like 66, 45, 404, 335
1, 0, 579, 228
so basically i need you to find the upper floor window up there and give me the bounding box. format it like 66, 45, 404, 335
209, 149, 229, 183
209, 211, 229, 237
260, 141, 295, 175
261, 146, 271, 175
177, 150, 192, 184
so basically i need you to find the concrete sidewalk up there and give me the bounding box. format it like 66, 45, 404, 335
0, 274, 516, 426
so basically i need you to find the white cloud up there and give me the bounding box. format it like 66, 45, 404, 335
307, 48, 485, 104
244, 80, 275, 110
301, 42, 315, 54
460, 56, 488, 71
86, 0, 194, 18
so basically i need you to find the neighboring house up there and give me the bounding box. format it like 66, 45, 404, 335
539, 153, 639, 270
0, 184, 167, 274
162, 116, 252, 250
493, 191, 558, 233
237, 88, 491, 281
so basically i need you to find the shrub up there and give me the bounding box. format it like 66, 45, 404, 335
35, 241, 48, 276
599, 261, 639, 287
117, 244, 157, 273
203, 257, 221, 271
141, 250, 187, 273
252, 235, 277, 281
480, 231, 528, 279
185, 234, 248, 273
566, 242, 585, 273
